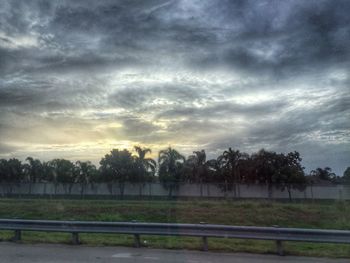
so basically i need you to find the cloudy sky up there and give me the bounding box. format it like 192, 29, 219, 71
0, 0, 349, 174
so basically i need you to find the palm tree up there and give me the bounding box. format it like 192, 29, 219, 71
75, 161, 97, 198
158, 147, 185, 197
134, 146, 156, 178
133, 146, 156, 196
220, 148, 244, 198
186, 150, 208, 196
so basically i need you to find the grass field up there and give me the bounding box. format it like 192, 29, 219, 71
0, 198, 349, 258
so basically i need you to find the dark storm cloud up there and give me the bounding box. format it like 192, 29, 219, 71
0, 0, 349, 173
1, 0, 349, 77
192, 0, 350, 77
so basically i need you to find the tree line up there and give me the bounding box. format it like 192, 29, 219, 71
0, 146, 349, 200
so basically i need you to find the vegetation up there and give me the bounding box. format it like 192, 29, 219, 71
158, 147, 185, 197
0, 198, 350, 257
0, 146, 349, 201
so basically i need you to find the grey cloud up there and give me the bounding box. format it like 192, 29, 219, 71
109, 83, 203, 110
0, 142, 18, 155
120, 117, 160, 138
157, 100, 288, 120
0, 0, 349, 173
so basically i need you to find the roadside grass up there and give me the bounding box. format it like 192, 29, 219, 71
0, 198, 350, 258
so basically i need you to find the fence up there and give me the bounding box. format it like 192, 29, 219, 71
1, 183, 350, 200
1, 219, 350, 255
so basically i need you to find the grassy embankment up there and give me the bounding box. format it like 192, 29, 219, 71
0, 198, 349, 258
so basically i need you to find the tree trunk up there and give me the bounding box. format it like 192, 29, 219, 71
69, 184, 73, 195
148, 183, 152, 197
168, 187, 173, 199
119, 182, 125, 200
80, 184, 85, 199
268, 184, 273, 199
232, 169, 237, 198
107, 182, 113, 196
28, 181, 32, 195
139, 184, 143, 198
288, 188, 292, 202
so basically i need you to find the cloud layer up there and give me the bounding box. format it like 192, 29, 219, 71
0, 0, 349, 174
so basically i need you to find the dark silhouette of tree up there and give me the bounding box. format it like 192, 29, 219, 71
310, 167, 337, 182
343, 167, 350, 184
75, 161, 97, 198
24, 157, 43, 194
219, 148, 247, 198
133, 146, 156, 196
158, 147, 185, 198
185, 150, 209, 196
0, 159, 10, 195
99, 149, 136, 199
49, 159, 76, 194
251, 149, 280, 198
0, 158, 24, 194
207, 156, 229, 196
274, 152, 307, 201
238, 156, 256, 185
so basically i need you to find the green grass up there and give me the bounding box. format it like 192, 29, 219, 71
0, 198, 350, 258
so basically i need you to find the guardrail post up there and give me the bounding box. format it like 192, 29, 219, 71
131, 220, 141, 248
202, 236, 208, 251
276, 240, 284, 256
134, 234, 141, 248
71, 232, 80, 245
200, 222, 208, 251
13, 230, 21, 242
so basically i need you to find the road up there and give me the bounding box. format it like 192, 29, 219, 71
0, 242, 348, 263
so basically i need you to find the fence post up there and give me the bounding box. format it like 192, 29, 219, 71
13, 230, 21, 242
71, 232, 80, 245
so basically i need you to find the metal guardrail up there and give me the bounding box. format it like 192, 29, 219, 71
0, 219, 350, 255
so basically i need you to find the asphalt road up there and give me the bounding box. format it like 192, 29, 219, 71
0, 242, 348, 263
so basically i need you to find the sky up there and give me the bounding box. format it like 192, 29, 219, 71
0, 0, 349, 175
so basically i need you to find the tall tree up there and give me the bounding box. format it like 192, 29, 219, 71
310, 167, 336, 182
133, 146, 156, 196
24, 157, 43, 194
75, 161, 97, 197
343, 167, 350, 184
133, 146, 156, 181
158, 147, 185, 197
206, 156, 228, 196
185, 150, 208, 196
274, 152, 307, 201
49, 159, 76, 194
0, 159, 24, 194
252, 149, 280, 198
99, 149, 136, 199
220, 148, 246, 198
